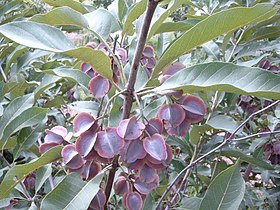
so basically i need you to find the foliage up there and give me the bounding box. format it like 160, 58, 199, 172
0, 0, 280, 210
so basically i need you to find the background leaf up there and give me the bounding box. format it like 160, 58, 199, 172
41, 171, 105, 210
30, 6, 88, 28
0, 93, 34, 140
1, 107, 48, 146
155, 62, 280, 100
122, 0, 147, 36
221, 149, 274, 170
42, 0, 89, 14
147, 0, 187, 40
0, 146, 63, 199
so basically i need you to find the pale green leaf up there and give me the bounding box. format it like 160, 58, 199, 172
154, 21, 193, 34
221, 150, 274, 170
155, 62, 280, 100
199, 161, 245, 210
0, 94, 34, 140
65, 47, 112, 80
122, 0, 147, 36
30, 6, 88, 28
151, 3, 277, 80
1, 107, 48, 146
0, 22, 74, 52
250, 26, 280, 42
41, 171, 105, 210
147, 0, 187, 40
0, 21, 112, 80
0, 146, 63, 199
84, 8, 121, 40
44, 67, 91, 88
42, 0, 89, 14
35, 164, 52, 193
208, 115, 239, 133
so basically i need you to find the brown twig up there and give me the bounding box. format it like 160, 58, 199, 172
103, 1, 158, 208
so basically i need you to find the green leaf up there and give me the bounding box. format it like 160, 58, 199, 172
65, 47, 112, 80
30, 6, 88, 28
199, 161, 245, 210
151, 3, 277, 80
42, 0, 89, 14
155, 62, 280, 100
4, 45, 27, 74
147, 0, 187, 40
41, 171, 105, 209
31, 7, 120, 41
122, 0, 147, 36
180, 197, 202, 210
44, 67, 91, 88
0, 146, 63, 199
154, 21, 193, 34
250, 26, 280, 42
1, 107, 48, 146
0, 93, 34, 140
84, 8, 121, 40
0, 22, 74, 52
208, 115, 240, 133
34, 74, 60, 101
221, 149, 274, 170
0, 21, 112, 80
35, 164, 52, 193
0, 198, 11, 208
13, 122, 46, 158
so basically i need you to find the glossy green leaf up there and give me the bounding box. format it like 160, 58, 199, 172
1, 107, 48, 146
199, 161, 245, 210
0, 94, 34, 141
221, 149, 274, 170
151, 3, 277, 80
0, 22, 74, 52
41, 171, 105, 209
42, 0, 89, 14
147, 0, 187, 40
30, 6, 88, 28
122, 0, 147, 36
0, 146, 63, 199
155, 62, 280, 100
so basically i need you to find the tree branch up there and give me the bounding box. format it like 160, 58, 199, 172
104, 1, 158, 208
122, 0, 158, 119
